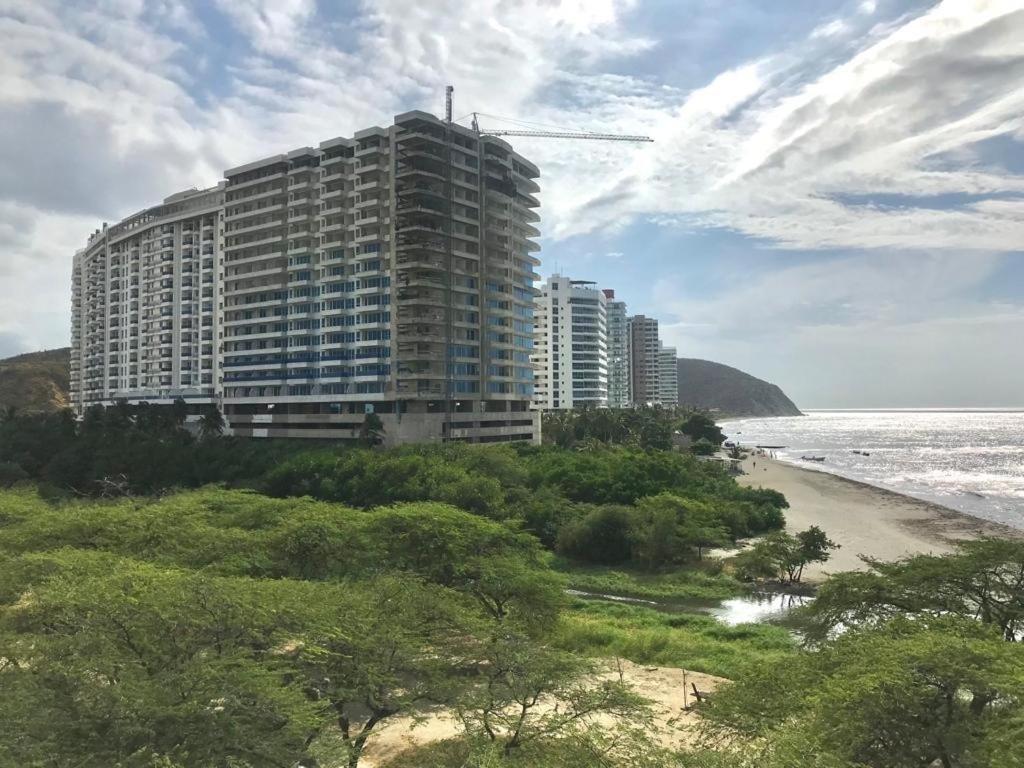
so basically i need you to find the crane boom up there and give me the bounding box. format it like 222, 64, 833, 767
478, 128, 653, 142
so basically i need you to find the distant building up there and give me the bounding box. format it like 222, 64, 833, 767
628, 314, 661, 405
70, 110, 542, 445
533, 274, 608, 409
659, 343, 679, 406
604, 290, 631, 408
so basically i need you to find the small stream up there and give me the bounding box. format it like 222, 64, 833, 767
567, 589, 810, 626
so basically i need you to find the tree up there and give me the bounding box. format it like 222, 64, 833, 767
462, 554, 566, 636
701, 618, 1024, 768
690, 437, 717, 456
793, 526, 839, 582
293, 576, 464, 768
630, 494, 730, 568
359, 412, 385, 447
0, 461, 28, 488
199, 404, 225, 440
170, 397, 189, 428
556, 505, 634, 564
0, 554, 327, 768
677, 412, 724, 446
455, 636, 652, 759
733, 527, 838, 584
797, 537, 1024, 644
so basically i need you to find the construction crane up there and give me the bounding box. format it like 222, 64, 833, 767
444, 85, 653, 143
471, 115, 653, 142
429, 86, 649, 440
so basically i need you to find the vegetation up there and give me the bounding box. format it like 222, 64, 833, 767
541, 405, 728, 451
0, 403, 304, 496
795, 538, 1024, 643
0, 487, 653, 767
675, 357, 802, 418
554, 559, 743, 602
3, 402, 1021, 767
702, 537, 1024, 767
702, 617, 1024, 767
0, 408, 788, 575
732, 526, 840, 584
553, 601, 796, 680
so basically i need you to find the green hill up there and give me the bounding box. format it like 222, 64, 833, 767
0, 347, 71, 413
677, 358, 801, 418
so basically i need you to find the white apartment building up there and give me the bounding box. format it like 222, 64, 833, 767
71, 187, 224, 414
604, 291, 631, 408
71, 110, 542, 446
628, 314, 661, 405
659, 343, 679, 406
533, 275, 608, 409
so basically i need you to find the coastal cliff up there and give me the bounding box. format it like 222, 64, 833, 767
676, 358, 801, 418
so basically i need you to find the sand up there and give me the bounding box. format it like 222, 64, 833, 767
736, 455, 1020, 580
359, 659, 726, 767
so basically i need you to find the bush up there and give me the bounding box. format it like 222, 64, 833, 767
691, 438, 717, 456
556, 505, 634, 564
0, 461, 29, 488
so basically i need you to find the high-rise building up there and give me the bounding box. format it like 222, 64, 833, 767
603, 290, 631, 408
628, 314, 661, 405
71, 187, 225, 415
533, 274, 608, 409
71, 110, 542, 445
658, 343, 679, 406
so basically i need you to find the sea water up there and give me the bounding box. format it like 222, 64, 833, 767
721, 410, 1024, 530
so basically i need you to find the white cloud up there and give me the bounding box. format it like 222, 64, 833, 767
1, 0, 1023, 367
553, 0, 1024, 250
859, 0, 878, 15
810, 19, 849, 39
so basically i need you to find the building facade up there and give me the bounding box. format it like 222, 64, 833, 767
603, 291, 630, 408
658, 343, 679, 406
71, 187, 224, 415
71, 110, 542, 445
532, 274, 608, 409
627, 314, 661, 405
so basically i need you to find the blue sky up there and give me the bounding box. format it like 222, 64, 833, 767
1, 0, 1023, 407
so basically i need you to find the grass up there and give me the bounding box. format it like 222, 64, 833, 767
551, 556, 747, 602
552, 599, 798, 680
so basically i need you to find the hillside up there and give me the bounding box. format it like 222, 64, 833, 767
676, 358, 801, 418
0, 347, 71, 413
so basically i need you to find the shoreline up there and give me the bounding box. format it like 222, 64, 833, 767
736, 455, 1021, 581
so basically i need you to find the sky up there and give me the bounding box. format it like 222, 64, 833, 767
1, 0, 1023, 408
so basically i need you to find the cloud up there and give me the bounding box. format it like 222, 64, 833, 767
810, 19, 849, 39
549, 1, 1024, 253
1, 0, 1023, 379
654, 252, 1024, 407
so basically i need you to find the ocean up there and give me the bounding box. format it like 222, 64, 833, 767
720, 410, 1024, 530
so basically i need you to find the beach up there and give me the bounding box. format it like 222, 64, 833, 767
737, 455, 1020, 580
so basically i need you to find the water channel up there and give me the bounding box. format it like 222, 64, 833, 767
566, 589, 810, 626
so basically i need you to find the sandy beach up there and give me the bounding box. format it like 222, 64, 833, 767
737, 455, 1020, 580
